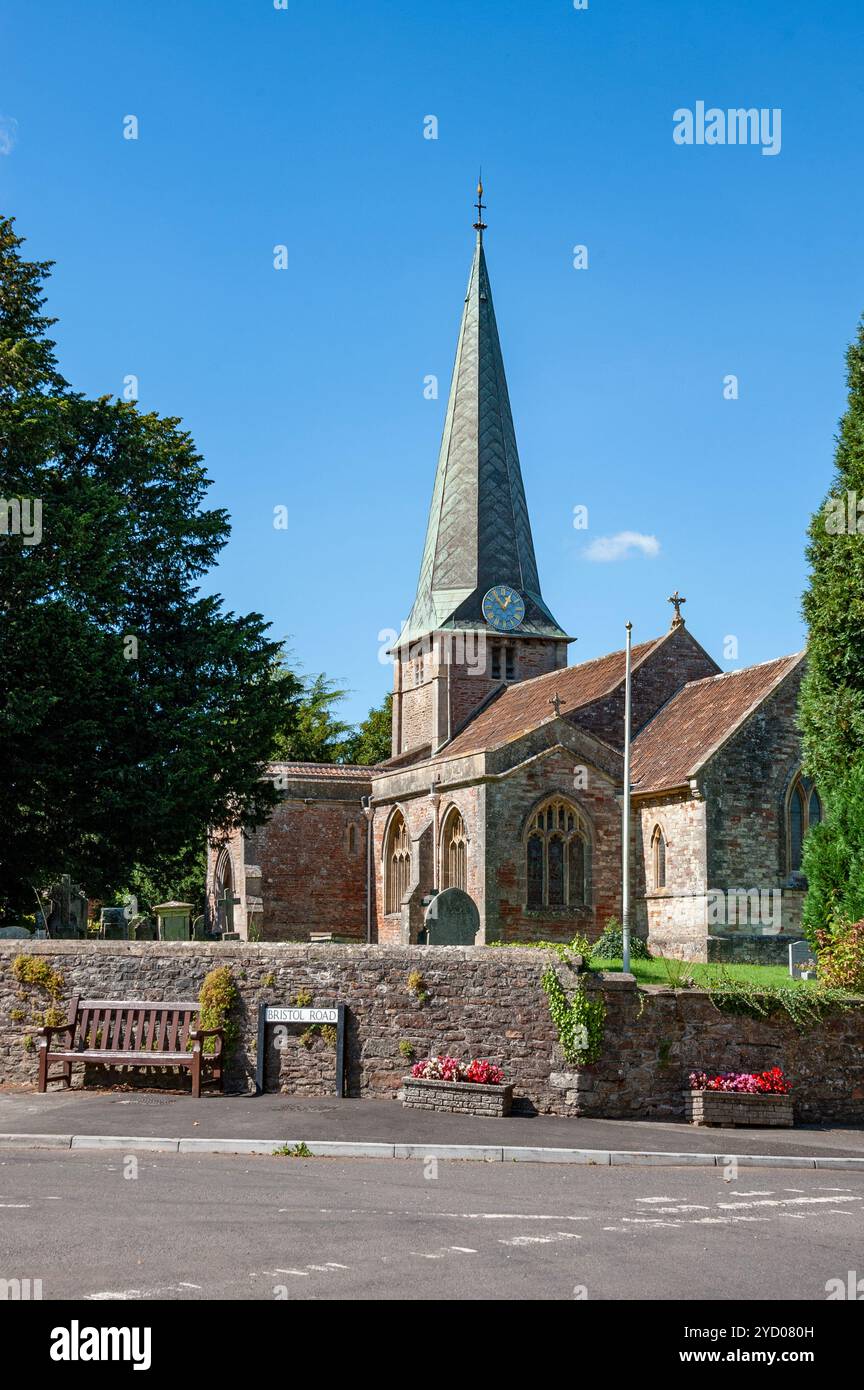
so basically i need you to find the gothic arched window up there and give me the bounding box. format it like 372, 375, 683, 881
441, 807, 468, 892
651, 826, 667, 890
525, 797, 591, 909
786, 772, 822, 873
385, 811, 411, 914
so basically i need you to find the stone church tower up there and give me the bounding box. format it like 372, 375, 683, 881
391, 186, 571, 757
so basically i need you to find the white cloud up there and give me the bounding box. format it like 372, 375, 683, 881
584, 530, 661, 563
0, 116, 18, 155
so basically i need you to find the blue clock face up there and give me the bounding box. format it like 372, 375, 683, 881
482, 584, 526, 632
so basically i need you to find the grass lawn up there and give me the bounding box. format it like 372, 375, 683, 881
590, 956, 815, 990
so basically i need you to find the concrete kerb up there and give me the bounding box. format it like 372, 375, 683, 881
2, 1132, 864, 1170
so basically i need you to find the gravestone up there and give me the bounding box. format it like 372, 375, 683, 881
154, 902, 193, 941
43, 875, 87, 938
789, 939, 817, 980
100, 906, 128, 939
423, 887, 480, 945
132, 917, 157, 941
0, 925, 30, 939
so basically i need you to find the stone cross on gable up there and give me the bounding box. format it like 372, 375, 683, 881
668, 590, 687, 627
549, 692, 565, 718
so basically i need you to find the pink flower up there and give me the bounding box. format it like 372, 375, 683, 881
689, 1067, 791, 1095
410, 1055, 506, 1084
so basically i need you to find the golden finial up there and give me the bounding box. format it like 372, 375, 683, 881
473, 172, 487, 238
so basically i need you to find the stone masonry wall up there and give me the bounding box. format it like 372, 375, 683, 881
2, 942, 861, 1123
575, 626, 719, 753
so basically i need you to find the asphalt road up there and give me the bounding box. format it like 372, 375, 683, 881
1, 1150, 862, 1301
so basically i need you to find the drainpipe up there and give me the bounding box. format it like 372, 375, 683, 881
622, 621, 633, 973
362, 796, 374, 942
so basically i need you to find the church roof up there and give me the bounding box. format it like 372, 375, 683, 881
630, 652, 805, 795
438, 634, 666, 759
396, 227, 568, 647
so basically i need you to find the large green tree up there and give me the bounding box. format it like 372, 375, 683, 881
800, 315, 864, 931
340, 691, 392, 764
0, 217, 296, 912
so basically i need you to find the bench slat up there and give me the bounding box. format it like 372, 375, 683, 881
49, 1049, 195, 1066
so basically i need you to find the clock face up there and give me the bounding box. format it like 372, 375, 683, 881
482, 584, 526, 632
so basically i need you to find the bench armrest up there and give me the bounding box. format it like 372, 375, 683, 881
189, 1028, 224, 1055
38, 1022, 76, 1047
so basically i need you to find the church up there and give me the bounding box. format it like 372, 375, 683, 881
207, 193, 813, 961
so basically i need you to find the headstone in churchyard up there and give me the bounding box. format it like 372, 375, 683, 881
100, 906, 129, 939
43, 874, 88, 938
789, 939, 817, 980
153, 901, 193, 942
424, 886, 480, 945
131, 916, 156, 941
192, 914, 208, 940
216, 887, 241, 936
0, 924, 31, 939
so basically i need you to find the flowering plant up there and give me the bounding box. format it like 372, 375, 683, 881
411, 1056, 506, 1085
688, 1066, 791, 1095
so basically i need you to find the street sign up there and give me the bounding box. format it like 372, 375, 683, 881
264, 1006, 338, 1025
255, 1002, 346, 1097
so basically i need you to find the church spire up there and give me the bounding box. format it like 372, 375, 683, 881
397, 190, 568, 649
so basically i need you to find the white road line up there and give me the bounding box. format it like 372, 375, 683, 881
717, 1194, 862, 1211
441, 1212, 588, 1221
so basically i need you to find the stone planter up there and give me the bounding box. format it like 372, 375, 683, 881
402, 1076, 513, 1117
685, 1090, 794, 1128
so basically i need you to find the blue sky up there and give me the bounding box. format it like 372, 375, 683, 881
2, 0, 862, 722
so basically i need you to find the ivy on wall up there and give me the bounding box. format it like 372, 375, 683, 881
541, 961, 605, 1065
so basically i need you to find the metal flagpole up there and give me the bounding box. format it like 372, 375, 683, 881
622, 621, 633, 974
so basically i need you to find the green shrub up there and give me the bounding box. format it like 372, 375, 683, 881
198, 966, 239, 1053
814, 917, 864, 992
592, 919, 652, 960
802, 767, 864, 938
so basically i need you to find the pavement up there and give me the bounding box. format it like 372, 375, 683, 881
2, 1086, 864, 1168
2, 1148, 862, 1300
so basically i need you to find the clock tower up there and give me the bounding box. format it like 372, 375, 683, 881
392, 186, 572, 756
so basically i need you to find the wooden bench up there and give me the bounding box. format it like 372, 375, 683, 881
37, 996, 224, 1098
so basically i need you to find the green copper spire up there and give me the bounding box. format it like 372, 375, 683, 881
397, 196, 568, 648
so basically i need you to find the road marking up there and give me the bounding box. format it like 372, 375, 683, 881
649, 1204, 711, 1214
717, 1194, 862, 1211
441, 1212, 588, 1221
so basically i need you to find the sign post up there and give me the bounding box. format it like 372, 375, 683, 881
255, 1004, 346, 1097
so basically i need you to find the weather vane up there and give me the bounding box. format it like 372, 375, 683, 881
473, 174, 487, 239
